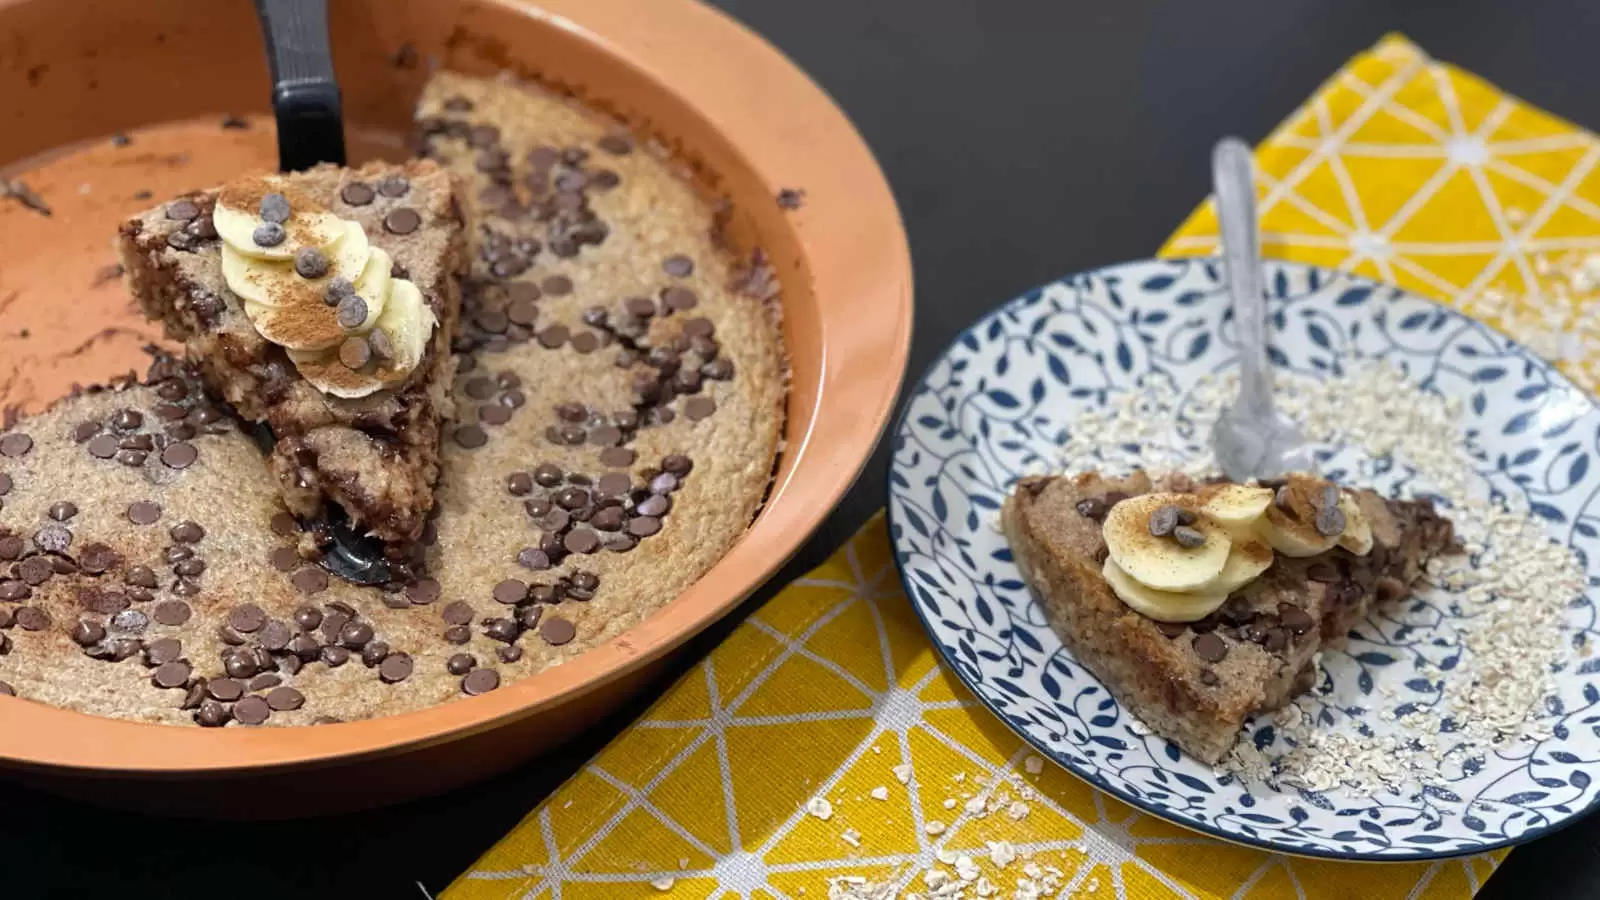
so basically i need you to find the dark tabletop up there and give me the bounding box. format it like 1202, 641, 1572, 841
8, 1, 1600, 896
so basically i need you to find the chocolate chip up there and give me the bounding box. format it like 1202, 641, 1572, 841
229, 604, 266, 633
662, 254, 694, 277
540, 617, 576, 646
283, 565, 328, 595
462, 668, 501, 696
233, 695, 271, 725
0, 433, 32, 457
444, 625, 471, 644
143, 640, 182, 667
479, 404, 512, 426
1306, 562, 1340, 583
593, 472, 630, 497
395, 579, 438, 609
295, 246, 330, 279
204, 678, 246, 703
15, 557, 50, 586
71, 620, 105, 647
161, 441, 198, 469
259, 620, 292, 651
1172, 525, 1206, 548
442, 653, 476, 677
121, 434, 155, 452
564, 529, 599, 554
145, 659, 191, 690
153, 601, 191, 626
379, 653, 413, 683
442, 601, 474, 626
1278, 604, 1314, 635
166, 199, 199, 221
259, 192, 291, 223
627, 516, 661, 537
341, 182, 375, 206
270, 513, 299, 536
638, 494, 673, 518
493, 580, 527, 605
378, 175, 410, 197
540, 275, 572, 296
384, 207, 421, 235
1192, 632, 1228, 663
540, 508, 572, 533
538, 324, 569, 348
598, 134, 633, 155
1314, 504, 1347, 537
169, 521, 205, 543
127, 500, 161, 525
337, 294, 369, 330
681, 317, 715, 340
483, 617, 518, 643
316, 646, 347, 668
1262, 627, 1288, 653
264, 686, 304, 711
1148, 505, 1180, 537
288, 606, 322, 632
252, 221, 286, 247
331, 620, 371, 649
661, 287, 698, 312
464, 377, 495, 400
194, 699, 229, 726
684, 397, 716, 421
454, 424, 488, 449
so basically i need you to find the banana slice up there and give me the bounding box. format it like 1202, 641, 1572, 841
1336, 491, 1373, 555
213, 197, 345, 262
245, 299, 346, 352
1257, 474, 1339, 557
1207, 540, 1274, 594
1102, 492, 1231, 592
351, 245, 392, 325
1199, 484, 1274, 538
1103, 558, 1227, 623
372, 278, 436, 375
221, 244, 287, 305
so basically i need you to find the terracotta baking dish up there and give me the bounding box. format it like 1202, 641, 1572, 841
0, 0, 911, 815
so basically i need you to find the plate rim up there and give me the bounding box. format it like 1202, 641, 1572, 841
886, 256, 1600, 862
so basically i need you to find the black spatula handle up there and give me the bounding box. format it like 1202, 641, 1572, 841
253, 0, 347, 171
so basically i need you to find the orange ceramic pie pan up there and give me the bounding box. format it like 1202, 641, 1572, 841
0, 0, 911, 814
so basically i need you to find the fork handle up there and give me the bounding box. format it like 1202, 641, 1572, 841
1213, 137, 1272, 415
253, 0, 346, 171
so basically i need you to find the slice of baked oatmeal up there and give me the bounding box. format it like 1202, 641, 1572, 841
116, 161, 465, 555
1003, 470, 1455, 764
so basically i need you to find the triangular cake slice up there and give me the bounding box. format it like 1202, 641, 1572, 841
117, 161, 464, 554
1002, 470, 1456, 764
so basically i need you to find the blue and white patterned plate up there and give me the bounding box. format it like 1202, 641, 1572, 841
887, 258, 1600, 860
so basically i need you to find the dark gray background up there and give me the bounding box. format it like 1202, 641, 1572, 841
6, 1, 1600, 896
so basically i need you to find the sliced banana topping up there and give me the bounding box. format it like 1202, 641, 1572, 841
1335, 492, 1374, 555
1103, 492, 1231, 592
1199, 484, 1274, 537
1096, 474, 1372, 623
215, 174, 432, 399
1207, 539, 1274, 594
1103, 558, 1227, 623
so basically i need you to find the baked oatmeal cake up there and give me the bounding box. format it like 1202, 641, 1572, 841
0, 71, 786, 727
1003, 470, 1455, 764
118, 160, 465, 554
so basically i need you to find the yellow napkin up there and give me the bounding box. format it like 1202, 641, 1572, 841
445, 32, 1600, 899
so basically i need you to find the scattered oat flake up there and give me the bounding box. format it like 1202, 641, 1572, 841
841, 828, 862, 848
893, 763, 913, 784
942, 798, 957, 810
869, 786, 889, 801
1006, 801, 1029, 820
806, 797, 834, 821
924, 820, 946, 835
1023, 756, 1044, 775
650, 876, 675, 891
